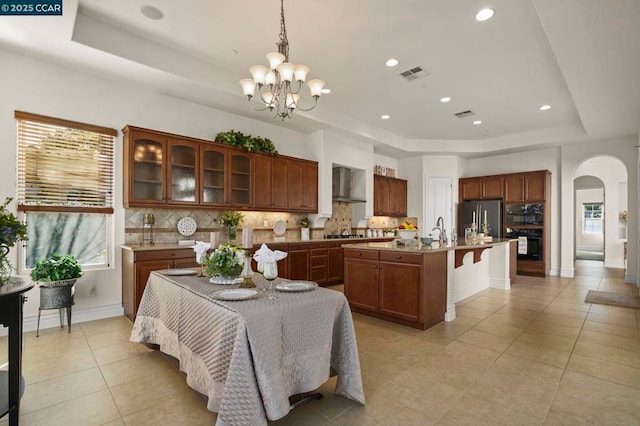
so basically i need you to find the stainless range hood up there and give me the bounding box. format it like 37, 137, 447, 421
332, 167, 366, 203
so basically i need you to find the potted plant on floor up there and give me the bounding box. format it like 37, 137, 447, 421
31, 254, 83, 336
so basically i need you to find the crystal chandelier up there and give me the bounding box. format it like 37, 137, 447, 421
239, 0, 325, 120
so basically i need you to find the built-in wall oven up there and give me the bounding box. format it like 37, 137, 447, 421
506, 228, 543, 261
505, 203, 544, 227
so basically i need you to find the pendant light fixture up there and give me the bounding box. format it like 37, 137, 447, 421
239, 0, 325, 120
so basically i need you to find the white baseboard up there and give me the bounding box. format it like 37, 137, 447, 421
549, 267, 560, 276
625, 273, 637, 285
444, 306, 456, 322
0, 303, 124, 336
489, 277, 510, 290
604, 260, 625, 269
560, 268, 575, 278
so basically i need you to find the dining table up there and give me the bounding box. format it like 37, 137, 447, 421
130, 270, 365, 426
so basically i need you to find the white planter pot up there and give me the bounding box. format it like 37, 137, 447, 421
301, 228, 310, 241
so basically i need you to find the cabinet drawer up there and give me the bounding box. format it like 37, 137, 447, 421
288, 243, 310, 251
134, 249, 195, 262
311, 255, 327, 268
344, 249, 378, 261
310, 248, 328, 257
310, 269, 327, 283
379, 251, 423, 265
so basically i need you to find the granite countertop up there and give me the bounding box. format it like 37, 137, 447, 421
341, 238, 514, 254
122, 237, 395, 251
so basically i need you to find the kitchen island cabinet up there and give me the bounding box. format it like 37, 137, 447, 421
344, 247, 447, 329
343, 239, 513, 329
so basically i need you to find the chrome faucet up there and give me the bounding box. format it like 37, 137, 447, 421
432, 216, 447, 245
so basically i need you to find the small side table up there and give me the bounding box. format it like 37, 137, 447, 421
36, 279, 76, 337
0, 279, 34, 426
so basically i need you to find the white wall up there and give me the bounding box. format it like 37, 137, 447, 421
561, 137, 637, 282
0, 48, 317, 323
574, 156, 628, 268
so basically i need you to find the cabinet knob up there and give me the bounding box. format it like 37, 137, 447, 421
358, 252, 362, 256
396, 255, 401, 259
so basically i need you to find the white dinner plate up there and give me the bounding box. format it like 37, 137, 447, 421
177, 217, 197, 237
161, 269, 198, 276
275, 281, 317, 292
212, 289, 259, 301
273, 219, 286, 236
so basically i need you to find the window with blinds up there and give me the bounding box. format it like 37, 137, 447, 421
15, 111, 117, 269
16, 111, 115, 213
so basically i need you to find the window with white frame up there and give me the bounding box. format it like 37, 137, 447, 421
15, 111, 115, 269
583, 203, 603, 234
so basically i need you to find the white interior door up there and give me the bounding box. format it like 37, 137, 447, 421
425, 177, 452, 237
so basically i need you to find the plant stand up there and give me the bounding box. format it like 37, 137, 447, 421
36, 279, 76, 337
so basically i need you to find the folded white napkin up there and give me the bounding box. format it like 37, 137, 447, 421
253, 243, 288, 262
193, 241, 211, 263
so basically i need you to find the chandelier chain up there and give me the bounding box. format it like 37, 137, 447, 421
278, 0, 289, 60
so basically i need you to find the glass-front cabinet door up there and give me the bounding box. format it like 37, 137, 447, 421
228, 148, 252, 207
168, 139, 199, 204
201, 145, 227, 206
130, 131, 167, 204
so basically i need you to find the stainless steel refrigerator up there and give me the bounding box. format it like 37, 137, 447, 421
459, 199, 503, 238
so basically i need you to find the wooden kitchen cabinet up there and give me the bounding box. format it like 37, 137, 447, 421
287, 243, 310, 281
124, 128, 167, 206
122, 247, 199, 322
374, 174, 407, 217
343, 248, 447, 329
287, 159, 318, 212
253, 154, 289, 210
504, 171, 549, 202
123, 126, 317, 212
327, 242, 344, 284
344, 250, 379, 311
459, 175, 504, 201
309, 245, 328, 284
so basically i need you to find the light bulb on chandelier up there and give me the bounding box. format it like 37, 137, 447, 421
239, 0, 325, 120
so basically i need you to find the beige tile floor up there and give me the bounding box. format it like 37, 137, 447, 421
2, 260, 639, 425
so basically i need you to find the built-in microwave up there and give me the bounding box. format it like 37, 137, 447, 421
505, 203, 544, 226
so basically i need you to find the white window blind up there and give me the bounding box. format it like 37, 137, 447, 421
15, 111, 116, 213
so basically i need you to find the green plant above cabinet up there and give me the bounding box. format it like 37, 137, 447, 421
215, 130, 278, 155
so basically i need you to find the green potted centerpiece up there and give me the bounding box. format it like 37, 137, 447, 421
204, 243, 245, 284
298, 217, 310, 241
31, 254, 83, 336
220, 211, 244, 241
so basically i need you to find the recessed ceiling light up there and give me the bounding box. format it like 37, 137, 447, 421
385, 58, 399, 67
473, 120, 482, 125
141, 5, 164, 20
381, 115, 390, 120
475, 8, 494, 22
440, 97, 451, 103
321, 88, 331, 94
539, 104, 551, 111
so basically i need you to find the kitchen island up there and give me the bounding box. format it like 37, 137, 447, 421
342, 239, 516, 330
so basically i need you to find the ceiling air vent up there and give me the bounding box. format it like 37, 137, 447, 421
399, 66, 429, 81
454, 110, 475, 118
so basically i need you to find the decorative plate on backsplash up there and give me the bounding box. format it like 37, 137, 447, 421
177, 217, 197, 237
273, 220, 286, 236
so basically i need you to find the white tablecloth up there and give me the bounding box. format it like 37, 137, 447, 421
130, 272, 365, 425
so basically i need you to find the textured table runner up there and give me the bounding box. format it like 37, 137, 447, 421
130, 272, 364, 425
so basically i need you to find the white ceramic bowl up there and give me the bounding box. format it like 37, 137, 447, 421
397, 229, 418, 240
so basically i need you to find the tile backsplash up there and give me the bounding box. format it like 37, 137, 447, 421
125, 204, 409, 244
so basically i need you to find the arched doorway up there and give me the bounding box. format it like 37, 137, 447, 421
573, 156, 627, 270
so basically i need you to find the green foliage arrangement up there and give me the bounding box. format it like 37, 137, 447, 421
204, 243, 244, 277
220, 211, 244, 227
31, 254, 83, 282
0, 197, 28, 249
298, 217, 310, 228
215, 130, 278, 155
